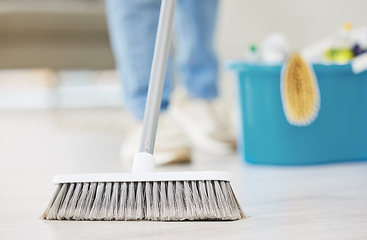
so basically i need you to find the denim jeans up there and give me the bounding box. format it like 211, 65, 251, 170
105, 0, 219, 119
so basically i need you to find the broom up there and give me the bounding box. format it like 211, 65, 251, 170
42, 0, 245, 221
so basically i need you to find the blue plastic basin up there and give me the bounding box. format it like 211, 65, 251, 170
228, 61, 367, 165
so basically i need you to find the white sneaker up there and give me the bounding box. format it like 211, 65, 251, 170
169, 93, 236, 155
121, 113, 191, 166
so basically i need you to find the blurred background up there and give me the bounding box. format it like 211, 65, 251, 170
1, 0, 366, 110
1, 1, 367, 238
1, 0, 366, 169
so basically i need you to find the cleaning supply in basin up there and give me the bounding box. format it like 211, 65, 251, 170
351, 52, 367, 74
301, 22, 354, 63
322, 22, 354, 63
281, 53, 320, 126
352, 43, 367, 56
323, 48, 354, 63
321, 24, 367, 64
261, 33, 291, 63
245, 44, 260, 62
302, 23, 367, 64
43, 0, 244, 221
334, 22, 353, 47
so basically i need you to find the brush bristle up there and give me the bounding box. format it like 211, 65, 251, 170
281, 52, 320, 126
42, 180, 245, 221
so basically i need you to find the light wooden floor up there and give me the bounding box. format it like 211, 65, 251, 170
1, 109, 366, 240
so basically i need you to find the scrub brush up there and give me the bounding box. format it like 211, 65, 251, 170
42, 0, 245, 221
281, 52, 320, 126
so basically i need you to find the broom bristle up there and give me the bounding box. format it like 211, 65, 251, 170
42, 180, 245, 221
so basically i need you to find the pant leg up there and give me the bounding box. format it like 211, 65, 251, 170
174, 0, 219, 99
105, 0, 173, 120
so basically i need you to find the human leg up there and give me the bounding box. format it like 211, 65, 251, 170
174, 0, 219, 99
171, 0, 236, 155
105, 0, 173, 120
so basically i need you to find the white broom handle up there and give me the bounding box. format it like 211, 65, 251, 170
138, 0, 177, 154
